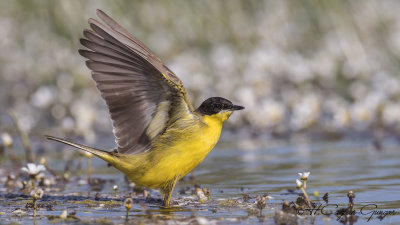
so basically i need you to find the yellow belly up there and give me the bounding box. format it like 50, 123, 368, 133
114, 113, 226, 189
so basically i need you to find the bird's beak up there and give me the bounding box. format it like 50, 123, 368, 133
232, 105, 244, 111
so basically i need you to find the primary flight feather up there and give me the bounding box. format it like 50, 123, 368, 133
47, 9, 244, 207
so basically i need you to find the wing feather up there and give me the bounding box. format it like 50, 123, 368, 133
79, 10, 193, 154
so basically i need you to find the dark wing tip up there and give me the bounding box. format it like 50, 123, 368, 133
88, 18, 98, 26
85, 60, 96, 70
96, 9, 106, 17
79, 38, 90, 49
78, 49, 89, 58
83, 29, 94, 36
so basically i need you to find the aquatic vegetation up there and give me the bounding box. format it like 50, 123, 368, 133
296, 172, 312, 210
0, 120, 397, 224
322, 193, 329, 203
59, 209, 67, 219
21, 163, 46, 188
0, 161, 395, 224
335, 191, 358, 224
124, 198, 133, 219
255, 195, 267, 215
8, 110, 35, 163
30, 188, 44, 217
195, 187, 208, 202
113, 185, 118, 197
47, 210, 80, 222
298, 172, 310, 179
274, 201, 297, 225
295, 175, 313, 214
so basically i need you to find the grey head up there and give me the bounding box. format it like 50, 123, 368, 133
195, 97, 244, 115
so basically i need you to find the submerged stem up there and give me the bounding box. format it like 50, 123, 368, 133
87, 157, 91, 183
30, 177, 35, 188
33, 199, 37, 217
300, 186, 314, 215
8, 110, 34, 163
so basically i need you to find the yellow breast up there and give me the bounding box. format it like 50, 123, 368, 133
121, 111, 232, 188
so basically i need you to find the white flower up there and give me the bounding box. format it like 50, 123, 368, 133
30, 86, 55, 108
21, 163, 46, 177
296, 179, 303, 188
298, 172, 310, 181
113, 185, 118, 191
43, 178, 52, 186
30, 188, 44, 199
1, 132, 13, 147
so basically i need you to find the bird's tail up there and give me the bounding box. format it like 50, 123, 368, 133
45, 135, 117, 164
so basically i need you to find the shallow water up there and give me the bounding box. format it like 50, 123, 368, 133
1, 139, 400, 224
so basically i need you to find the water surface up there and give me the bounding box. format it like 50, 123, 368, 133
1, 139, 399, 224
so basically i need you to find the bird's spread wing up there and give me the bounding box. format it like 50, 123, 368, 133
79, 9, 194, 154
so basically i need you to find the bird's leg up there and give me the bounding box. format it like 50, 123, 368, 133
162, 176, 179, 207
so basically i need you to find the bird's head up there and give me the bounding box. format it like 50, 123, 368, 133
195, 97, 244, 122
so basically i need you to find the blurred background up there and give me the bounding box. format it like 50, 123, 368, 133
1, 0, 400, 147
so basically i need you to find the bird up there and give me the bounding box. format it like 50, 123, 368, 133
46, 9, 244, 207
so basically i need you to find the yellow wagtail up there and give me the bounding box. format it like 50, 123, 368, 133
46, 9, 244, 207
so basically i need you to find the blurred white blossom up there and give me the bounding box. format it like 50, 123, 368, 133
1, 132, 13, 147
30, 188, 44, 199
259, 99, 286, 128
21, 163, 46, 178
298, 172, 310, 180
350, 103, 374, 128
290, 95, 321, 131
30, 86, 55, 108
382, 102, 400, 126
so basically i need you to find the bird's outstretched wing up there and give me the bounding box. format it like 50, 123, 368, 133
79, 9, 194, 154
